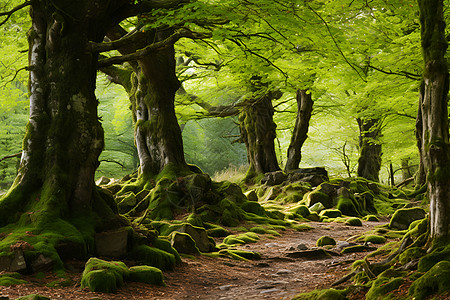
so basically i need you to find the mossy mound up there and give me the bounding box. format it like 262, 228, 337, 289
305, 191, 332, 209
418, 243, 450, 273
366, 276, 404, 300
291, 223, 314, 232
0, 272, 27, 286
410, 260, 450, 300
132, 245, 177, 270
319, 209, 342, 218
129, 265, 165, 286
218, 249, 262, 260
364, 235, 386, 244
287, 204, 310, 218
316, 236, 336, 247
293, 288, 347, 300
80, 258, 129, 293
169, 232, 200, 255
223, 232, 259, 246
363, 215, 379, 222
345, 217, 362, 226
341, 245, 373, 254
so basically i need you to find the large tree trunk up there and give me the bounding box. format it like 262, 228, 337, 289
285, 89, 313, 171
418, 0, 450, 246
357, 118, 382, 182
239, 92, 281, 178
0, 1, 124, 262
105, 28, 189, 178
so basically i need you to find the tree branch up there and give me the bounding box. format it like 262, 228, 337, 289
0, 152, 22, 162
368, 64, 421, 80
0, 1, 31, 27
97, 29, 211, 68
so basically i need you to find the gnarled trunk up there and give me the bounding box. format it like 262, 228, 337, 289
418, 0, 450, 245
357, 118, 382, 182
239, 92, 280, 178
285, 89, 313, 171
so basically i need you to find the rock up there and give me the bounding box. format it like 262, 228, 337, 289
306, 191, 332, 208
175, 224, 212, 253
244, 190, 258, 202
260, 288, 282, 294
128, 265, 165, 286
309, 202, 325, 213
389, 208, 427, 230
0, 250, 27, 273
30, 254, 54, 273
95, 228, 129, 257
55, 241, 86, 261
170, 232, 200, 255
219, 284, 233, 291
296, 244, 308, 250
336, 187, 360, 217
261, 171, 287, 186
276, 269, 293, 275
300, 175, 326, 187
345, 217, 363, 226
319, 209, 342, 218
95, 176, 111, 186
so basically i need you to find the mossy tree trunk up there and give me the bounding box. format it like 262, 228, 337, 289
415, 103, 427, 188
417, 0, 450, 246
285, 89, 313, 171
356, 118, 382, 182
104, 28, 189, 178
0, 0, 130, 262
239, 91, 281, 178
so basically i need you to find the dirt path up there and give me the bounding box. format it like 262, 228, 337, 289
1, 221, 384, 300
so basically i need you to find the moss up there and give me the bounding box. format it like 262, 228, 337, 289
389, 208, 426, 230
0, 272, 27, 286
306, 191, 331, 208
364, 215, 379, 222
399, 247, 425, 265
240, 201, 266, 216
223, 232, 259, 245
345, 217, 363, 226
366, 277, 404, 300
288, 204, 310, 218
409, 261, 450, 300
293, 288, 347, 300
152, 238, 181, 264
185, 213, 204, 227
364, 235, 386, 244
217, 249, 261, 261
336, 195, 360, 217
316, 236, 336, 247
128, 265, 165, 286
319, 209, 342, 218
80, 258, 129, 293
418, 243, 450, 273
205, 223, 229, 237
249, 226, 268, 234
132, 245, 176, 270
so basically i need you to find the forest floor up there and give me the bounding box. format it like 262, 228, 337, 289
0, 220, 406, 300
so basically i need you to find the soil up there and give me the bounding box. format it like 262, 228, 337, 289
0, 221, 402, 300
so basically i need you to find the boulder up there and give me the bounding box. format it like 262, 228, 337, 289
244, 190, 258, 202
0, 250, 27, 273
306, 191, 332, 208
175, 224, 212, 253
95, 176, 111, 186
319, 209, 342, 218
316, 236, 336, 247
261, 171, 287, 186
300, 175, 326, 187
389, 208, 427, 230
169, 232, 200, 255
95, 228, 129, 257
30, 254, 53, 273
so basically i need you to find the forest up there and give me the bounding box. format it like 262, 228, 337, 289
0, 0, 449, 299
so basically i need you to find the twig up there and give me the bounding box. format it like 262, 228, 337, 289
0, 152, 22, 162
0, 1, 32, 27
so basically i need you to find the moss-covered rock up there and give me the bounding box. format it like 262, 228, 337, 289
169, 232, 200, 255
316, 236, 336, 247
319, 209, 342, 218
80, 258, 129, 293
336, 189, 360, 217
0, 272, 27, 286
293, 288, 347, 300
363, 215, 379, 222
218, 249, 261, 261
364, 235, 386, 244
132, 245, 177, 270
205, 223, 229, 237
305, 191, 332, 209
389, 208, 426, 230
345, 217, 362, 226
409, 261, 450, 300
223, 232, 259, 245
128, 265, 165, 286
288, 204, 310, 218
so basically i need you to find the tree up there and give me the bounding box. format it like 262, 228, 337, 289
417, 0, 450, 246
285, 89, 314, 171
357, 117, 382, 182
0, 0, 192, 267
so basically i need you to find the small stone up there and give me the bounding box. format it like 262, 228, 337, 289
219, 284, 233, 291
254, 262, 270, 268
264, 243, 279, 247
276, 269, 293, 275
260, 288, 282, 294
297, 244, 308, 250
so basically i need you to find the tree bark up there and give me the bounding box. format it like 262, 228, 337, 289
418, 0, 450, 246
415, 103, 427, 188
239, 91, 281, 178
356, 118, 382, 182
285, 89, 313, 171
